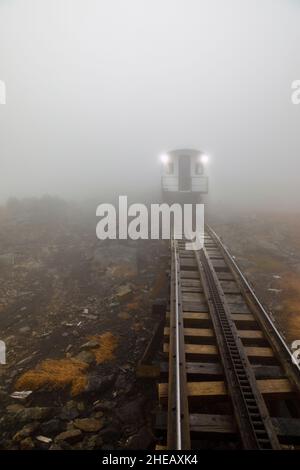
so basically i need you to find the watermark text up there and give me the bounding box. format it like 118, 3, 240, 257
96, 196, 204, 250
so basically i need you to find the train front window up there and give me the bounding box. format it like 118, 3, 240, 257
178, 155, 191, 190
166, 162, 174, 174
195, 162, 203, 175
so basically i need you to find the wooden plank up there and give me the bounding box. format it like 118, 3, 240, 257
167, 311, 256, 323
245, 346, 274, 357
160, 362, 284, 379
159, 381, 226, 399
259, 379, 293, 395
220, 281, 240, 294
180, 259, 197, 267
181, 279, 201, 287
181, 287, 203, 293
238, 330, 264, 339
183, 303, 209, 312
156, 412, 236, 434
163, 343, 273, 357
180, 271, 200, 279
225, 294, 246, 304
228, 304, 251, 314
166, 311, 209, 320
182, 310, 210, 318
211, 259, 227, 268
164, 343, 218, 355
217, 272, 235, 280
164, 327, 214, 337
253, 365, 285, 379
182, 293, 206, 302
231, 313, 255, 321
272, 417, 300, 439
160, 361, 223, 376
167, 312, 256, 323
156, 413, 300, 439
164, 327, 263, 340
158, 379, 293, 399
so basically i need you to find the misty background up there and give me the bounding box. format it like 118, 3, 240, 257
0, 0, 299, 211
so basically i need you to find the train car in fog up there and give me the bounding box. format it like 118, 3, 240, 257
161, 148, 209, 203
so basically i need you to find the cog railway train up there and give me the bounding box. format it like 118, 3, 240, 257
160, 148, 209, 203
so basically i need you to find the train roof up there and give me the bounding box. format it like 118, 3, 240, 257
167, 148, 204, 157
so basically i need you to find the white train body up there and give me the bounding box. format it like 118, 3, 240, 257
161, 149, 208, 197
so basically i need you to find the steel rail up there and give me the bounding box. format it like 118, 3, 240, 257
207, 225, 300, 374
174, 240, 182, 449
167, 233, 190, 450
195, 246, 280, 449
162, 226, 300, 450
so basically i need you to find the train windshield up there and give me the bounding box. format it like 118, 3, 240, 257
178, 155, 191, 191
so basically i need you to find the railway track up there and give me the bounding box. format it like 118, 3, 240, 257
155, 226, 300, 450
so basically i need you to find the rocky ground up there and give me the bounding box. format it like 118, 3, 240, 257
210, 211, 300, 346
1, 199, 300, 451
0, 198, 168, 450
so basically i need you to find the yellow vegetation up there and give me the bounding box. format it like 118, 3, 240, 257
118, 312, 131, 320
279, 273, 300, 342
15, 358, 89, 396
249, 254, 285, 273
131, 322, 143, 332
107, 265, 136, 279
88, 332, 118, 364
15, 332, 118, 396
125, 301, 140, 312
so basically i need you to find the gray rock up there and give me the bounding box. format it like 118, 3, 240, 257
0, 438, 18, 450
55, 429, 83, 444
40, 418, 63, 436
0, 390, 9, 405
60, 402, 79, 421
116, 285, 132, 300
49, 443, 63, 450
19, 326, 31, 335
85, 374, 115, 394
93, 400, 115, 411
74, 418, 103, 433
115, 373, 128, 390
74, 350, 95, 365
0, 253, 14, 267
20, 436, 35, 450
125, 426, 154, 449
83, 434, 103, 450
6, 403, 25, 414
36, 435, 52, 444
116, 398, 145, 425
0, 414, 18, 433
12, 422, 40, 442
80, 340, 99, 350
17, 407, 52, 424
99, 424, 122, 443
93, 245, 137, 275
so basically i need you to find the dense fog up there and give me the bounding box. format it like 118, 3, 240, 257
0, 0, 299, 211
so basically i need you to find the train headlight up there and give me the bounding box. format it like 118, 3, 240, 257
160, 153, 170, 165
200, 154, 210, 165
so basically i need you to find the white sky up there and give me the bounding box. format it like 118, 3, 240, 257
0, 0, 299, 209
